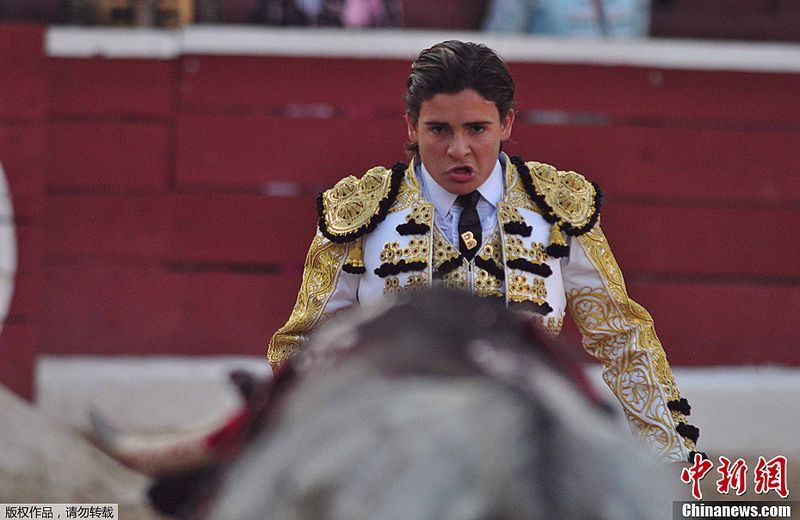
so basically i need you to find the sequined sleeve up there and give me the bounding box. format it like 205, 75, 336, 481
267, 231, 359, 371
562, 224, 700, 462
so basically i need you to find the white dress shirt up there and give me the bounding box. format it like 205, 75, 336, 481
416, 157, 505, 250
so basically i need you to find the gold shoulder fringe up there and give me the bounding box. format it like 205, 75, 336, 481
318, 165, 400, 242
526, 161, 599, 231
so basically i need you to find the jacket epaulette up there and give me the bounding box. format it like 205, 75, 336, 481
317, 162, 407, 243
511, 156, 602, 237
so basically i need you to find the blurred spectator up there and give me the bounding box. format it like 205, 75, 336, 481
58, 0, 194, 26
483, 0, 650, 37
250, 0, 402, 27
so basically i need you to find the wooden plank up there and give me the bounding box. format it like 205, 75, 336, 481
601, 204, 800, 278
168, 269, 303, 356
180, 55, 800, 124
0, 25, 46, 120
41, 262, 301, 356
168, 193, 316, 266
47, 58, 175, 117
0, 323, 38, 399
175, 114, 407, 187
179, 55, 408, 111
509, 63, 800, 125
509, 123, 800, 203
625, 281, 800, 366
45, 122, 169, 191
42, 261, 179, 355
45, 193, 318, 267
45, 195, 167, 259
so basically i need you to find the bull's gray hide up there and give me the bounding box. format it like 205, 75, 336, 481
206, 290, 678, 520
0, 384, 157, 519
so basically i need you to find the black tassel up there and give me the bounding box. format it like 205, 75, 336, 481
434, 256, 464, 279
396, 221, 430, 236
545, 243, 570, 258
475, 256, 505, 281
509, 300, 553, 316
676, 423, 700, 444
507, 258, 552, 278
668, 398, 691, 416
342, 263, 366, 274
689, 451, 709, 462
503, 221, 532, 237
374, 259, 426, 278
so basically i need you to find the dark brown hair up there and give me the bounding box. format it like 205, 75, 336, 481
405, 40, 516, 155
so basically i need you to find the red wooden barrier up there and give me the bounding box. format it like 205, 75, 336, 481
47, 58, 176, 117
45, 122, 169, 191
0, 26, 47, 399
45, 195, 168, 259
0, 25, 47, 120
3, 26, 800, 401
42, 263, 301, 355
179, 55, 408, 111
175, 114, 407, 188
167, 193, 317, 265
509, 124, 800, 203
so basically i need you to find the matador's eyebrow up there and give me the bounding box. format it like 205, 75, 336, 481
422, 120, 494, 126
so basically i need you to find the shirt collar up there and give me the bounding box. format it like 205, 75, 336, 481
417, 158, 504, 216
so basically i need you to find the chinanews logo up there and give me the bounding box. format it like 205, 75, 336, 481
676, 454, 795, 519
681, 454, 789, 500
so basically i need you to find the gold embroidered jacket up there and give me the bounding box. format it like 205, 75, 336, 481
268, 155, 700, 462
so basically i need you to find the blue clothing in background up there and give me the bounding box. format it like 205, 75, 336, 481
483, 0, 650, 37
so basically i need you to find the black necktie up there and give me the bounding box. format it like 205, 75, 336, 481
456, 191, 482, 261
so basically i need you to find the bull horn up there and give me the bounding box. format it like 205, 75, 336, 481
88, 407, 225, 478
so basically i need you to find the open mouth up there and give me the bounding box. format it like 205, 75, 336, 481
448, 166, 475, 180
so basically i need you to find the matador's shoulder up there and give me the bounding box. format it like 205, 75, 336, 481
510, 156, 602, 236
316, 162, 407, 243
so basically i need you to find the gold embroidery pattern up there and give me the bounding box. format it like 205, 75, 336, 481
567, 225, 690, 460
384, 273, 428, 295
504, 236, 548, 263
478, 233, 503, 266
527, 161, 598, 230
321, 166, 394, 236
268, 234, 347, 368
442, 267, 468, 289
432, 227, 461, 268
474, 268, 503, 297
344, 237, 364, 268
502, 160, 539, 213
579, 226, 679, 399
545, 314, 565, 335
391, 164, 423, 212
474, 232, 504, 297
379, 238, 429, 264
508, 275, 547, 305
406, 203, 432, 224
497, 204, 525, 226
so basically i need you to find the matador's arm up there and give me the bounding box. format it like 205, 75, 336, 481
267, 232, 361, 371
562, 224, 701, 462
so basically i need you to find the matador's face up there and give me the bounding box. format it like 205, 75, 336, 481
406, 89, 514, 195
406, 88, 515, 195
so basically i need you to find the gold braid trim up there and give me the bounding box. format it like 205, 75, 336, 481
568, 225, 694, 459
526, 161, 598, 231
267, 234, 348, 370
319, 165, 398, 240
